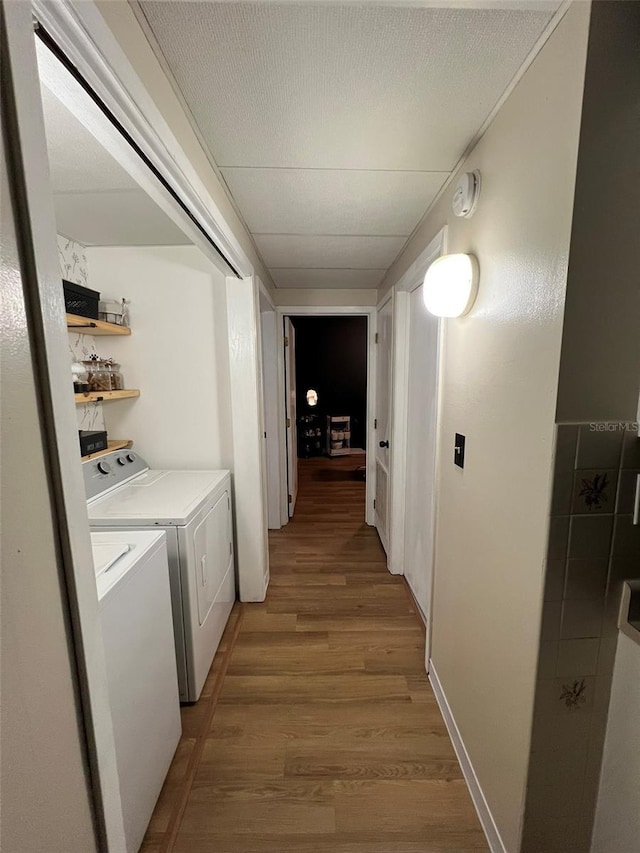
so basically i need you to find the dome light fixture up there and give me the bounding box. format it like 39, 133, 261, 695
306, 389, 318, 407
423, 253, 479, 318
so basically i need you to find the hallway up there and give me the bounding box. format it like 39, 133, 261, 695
143, 457, 487, 852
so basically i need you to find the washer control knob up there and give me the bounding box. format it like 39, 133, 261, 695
116, 456, 126, 466
97, 461, 111, 475
126, 453, 135, 463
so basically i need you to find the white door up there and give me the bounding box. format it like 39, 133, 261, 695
284, 318, 298, 516
374, 298, 393, 552
403, 285, 440, 621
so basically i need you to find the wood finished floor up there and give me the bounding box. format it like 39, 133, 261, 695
141, 456, 488, 853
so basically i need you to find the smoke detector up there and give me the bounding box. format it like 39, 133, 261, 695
452, 171, 481, 218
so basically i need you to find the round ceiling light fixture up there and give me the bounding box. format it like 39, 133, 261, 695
423, 253, 479, 318
306, 389, 318, 407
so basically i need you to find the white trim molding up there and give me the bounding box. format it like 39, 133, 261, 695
429, 662, 508, 853
275, 306, 377, 527
386, 229, 445, 660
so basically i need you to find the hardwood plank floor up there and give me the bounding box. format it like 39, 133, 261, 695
141, 456, 487, 853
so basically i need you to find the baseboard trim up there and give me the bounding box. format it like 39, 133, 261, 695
428, 661, 508, 853
402, 578, 427, 633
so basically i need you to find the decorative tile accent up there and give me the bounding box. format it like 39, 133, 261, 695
537, 676, 596, 716
558, 677, 592, 712
527, 421, 640, 853
572, 469, 617, 514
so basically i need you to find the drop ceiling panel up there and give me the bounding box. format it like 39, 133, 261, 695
254, 234, 406, 270
54, 191, 191, 247
221, 168, 447, 236
141, 2, 557, 171
270, 269, 386, 290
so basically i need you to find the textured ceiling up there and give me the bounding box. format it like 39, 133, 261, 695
139, 1, 560, 288
39, 82, 190, 246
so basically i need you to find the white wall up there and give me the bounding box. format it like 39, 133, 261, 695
591, 632, 640, 853
380, 4, 590, 849
86, 245, 233, 470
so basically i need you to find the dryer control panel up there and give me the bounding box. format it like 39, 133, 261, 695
83, 449, 150, 502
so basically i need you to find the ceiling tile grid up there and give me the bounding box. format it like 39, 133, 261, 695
254, 234, 407, 270
221, 168, 449, 236
140, 2, 560, 287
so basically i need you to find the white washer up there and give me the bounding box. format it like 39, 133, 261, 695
91, 529, 181, 853
85, 449, 236, 702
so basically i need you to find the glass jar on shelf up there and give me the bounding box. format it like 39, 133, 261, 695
107, 362, 124, 391
83, 360, 112, 392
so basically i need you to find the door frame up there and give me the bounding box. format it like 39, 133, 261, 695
373, 290, 394, 556
259, 283, 282, 530
275, 305, 377, 527
283, 317, 299, 518
388, 228, 446, 668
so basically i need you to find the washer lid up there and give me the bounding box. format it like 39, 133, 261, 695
90, 530, 166, 598
88, 469, 230, 527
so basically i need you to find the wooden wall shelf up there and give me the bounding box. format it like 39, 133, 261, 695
67, 313, 131, 336
75, 389, 140, 404
81, 440, 132, 462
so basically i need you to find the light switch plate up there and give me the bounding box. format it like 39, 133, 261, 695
455, 433, 466, 469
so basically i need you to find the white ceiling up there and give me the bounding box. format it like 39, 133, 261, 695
138, 1, 561, 288
39, 83, 190, 246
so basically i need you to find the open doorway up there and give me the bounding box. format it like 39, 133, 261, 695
268, 308, 377, 529
285, 315, 369, 521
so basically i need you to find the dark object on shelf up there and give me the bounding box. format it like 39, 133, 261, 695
354, 465, 366, 481
298, 413, 324, 458
79, 430, 108, 456
63, 279, 100, 319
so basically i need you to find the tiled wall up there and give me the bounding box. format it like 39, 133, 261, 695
522, 423, 640, 853
58, 236, 105, 432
